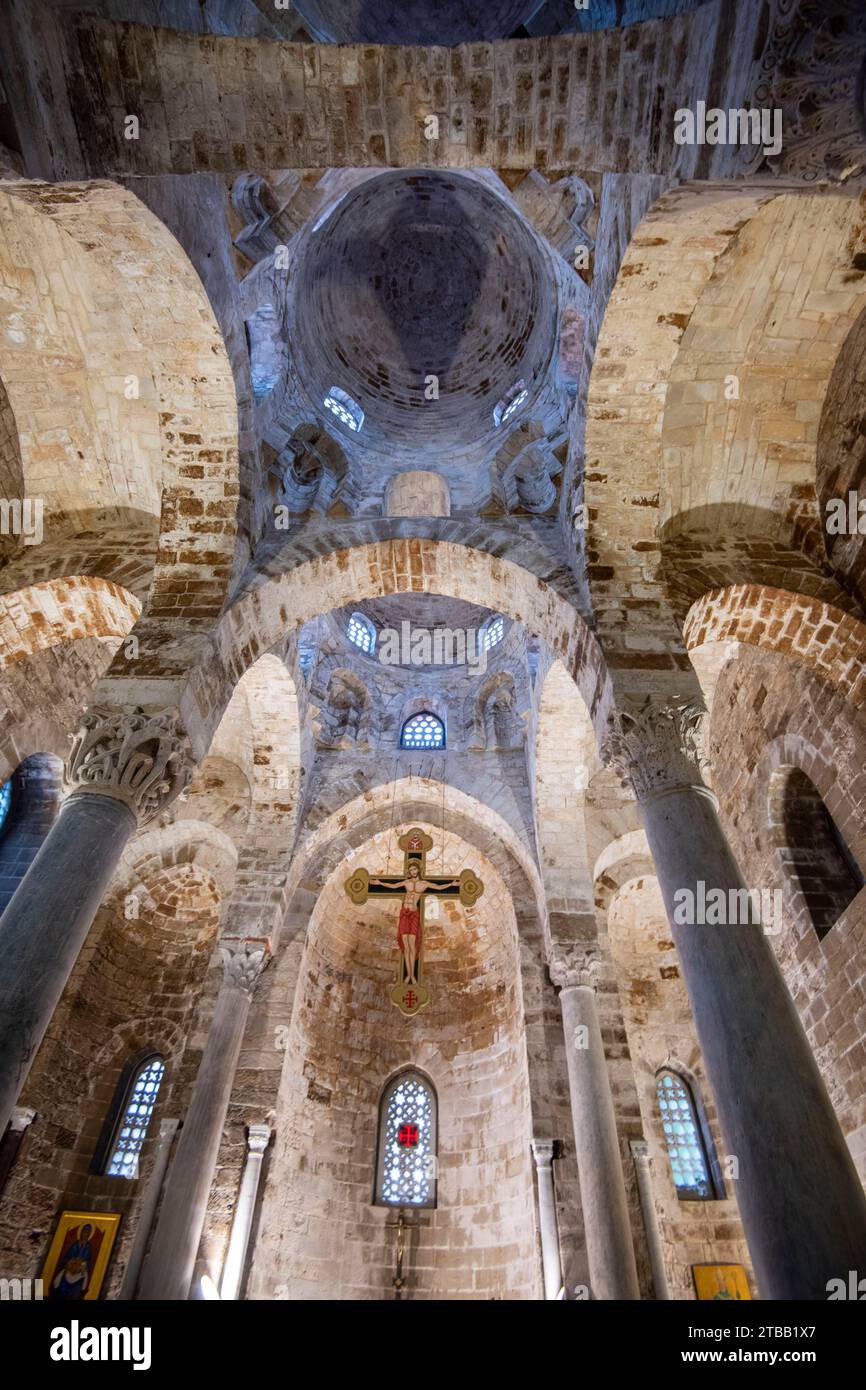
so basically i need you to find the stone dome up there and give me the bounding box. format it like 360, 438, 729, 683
291, 171, 556, 456
291, 0, 538, 45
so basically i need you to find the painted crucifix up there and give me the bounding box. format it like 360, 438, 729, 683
344, 828, 484, 1016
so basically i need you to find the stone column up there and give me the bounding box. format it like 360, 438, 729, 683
220, 1123, 271, 1300
137, 939, 269, 1302
120, 1118, 180, 1300
630, 1139, 669, 1300
604, 697, 866, 1300
551, 947, 640, 1300
0, 708, 191, 1136
530, 1138, 563, 1300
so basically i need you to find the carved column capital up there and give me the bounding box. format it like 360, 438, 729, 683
629, 1138, 650, 1167
549, 943, 602, 990
64, 707, 193, 825
220, 938, 271, 993
601, 697, 711, 803
531, 1138, 556, 1170
246, 1124, 272, 1156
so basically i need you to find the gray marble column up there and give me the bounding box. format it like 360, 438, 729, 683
604, 697, 866, 1300
531, 1138, 563, 1300
0, 708, 191, 1136
630, 1139, 669, 1300
137, 939, 269, 1302
220, 1123, 271, 1300
551, 947, 640, 1300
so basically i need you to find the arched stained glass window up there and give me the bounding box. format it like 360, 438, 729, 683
100, 1054, 165, 1179
656, 1070, 719, 1201
324, 385, 364, 433
375, 1072, 438, 1208
401, 711, 445, 749
0, 780, 11, 837
347, 612, 376, 654
493, 378, 528, 428
480, 614, 505, 651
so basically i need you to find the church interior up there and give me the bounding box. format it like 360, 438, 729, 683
0, 0, 866, 1308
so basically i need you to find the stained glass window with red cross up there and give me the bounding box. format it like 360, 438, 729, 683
375, 1072, 437, 1208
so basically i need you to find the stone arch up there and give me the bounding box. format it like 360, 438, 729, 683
661, 194, 866, 549
0, 577, 142, 779
534, 660, 600, 925
248, 819, 541, 1301
185, 651, 303, 939
769, 763, 865, 943
579, 185, 866, 686
282, 776, 545, 929
683, 585, 866, 712
0, 577, 141, 672
185, 538, 608, 761
106, 820, 239, 918
0, 181, 240, 624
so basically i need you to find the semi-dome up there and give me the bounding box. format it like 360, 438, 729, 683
291, 0, 538, 45
291, 171, 557, 457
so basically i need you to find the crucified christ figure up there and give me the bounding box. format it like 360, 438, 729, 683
368, 861, 460, 986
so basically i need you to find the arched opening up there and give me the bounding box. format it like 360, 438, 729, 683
775, 767, 864, 941
247, 823, 540, 1300
655, 1069, 723, 1202
374, 1070, 438, 1209
92, 1051, 166, 1180
0, 753, 62, 918
400, 711, 445, 750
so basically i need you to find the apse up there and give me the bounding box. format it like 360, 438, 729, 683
290, 0, 539, 45
291, 171, 557, 456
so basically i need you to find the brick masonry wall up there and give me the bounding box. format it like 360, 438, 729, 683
0, 861, 223, 1290
7, 2, 865, 184
708, 643, 866, 1179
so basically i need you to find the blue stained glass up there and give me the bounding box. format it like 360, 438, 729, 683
656, 1070, 713, 1200
401, 712, 444, 750
107, 1057, 165, 1178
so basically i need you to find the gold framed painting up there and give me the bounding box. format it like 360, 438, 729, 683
692, 1264, 752, 1301
42, 1211, 121, 1301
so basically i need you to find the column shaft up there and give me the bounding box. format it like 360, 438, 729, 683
643, 784, 866, 1298
531, 1139, 563, 1300
559, 984, 640, 1299
121, 1118, 179, 1299
0, 794, 136, 1135
137, 974, 255, 1301
630, 1139, 669, 1300
220, 1124, 271, 1300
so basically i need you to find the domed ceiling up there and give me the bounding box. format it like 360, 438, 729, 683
291, 171, 557, 457
291, 0, 539, 45
337, 595, 501, 638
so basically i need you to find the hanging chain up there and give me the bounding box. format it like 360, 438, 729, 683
386, 758, 399, 874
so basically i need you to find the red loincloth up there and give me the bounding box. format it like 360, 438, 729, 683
397, 904, 421, 949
